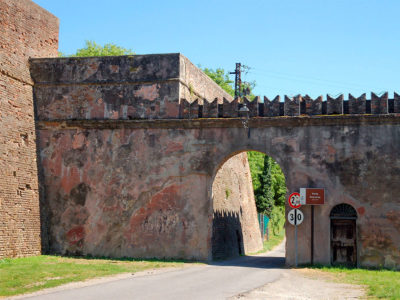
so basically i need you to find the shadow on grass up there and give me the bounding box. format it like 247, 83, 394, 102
57, 254, 286, 270
46, 254, 199, 264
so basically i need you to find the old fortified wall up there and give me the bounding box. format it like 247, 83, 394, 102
0, 0, 58, 257
30, 53, 265, 259
1, 0, 400, 270
0, 0, 262, 261
31, 54, 400, 268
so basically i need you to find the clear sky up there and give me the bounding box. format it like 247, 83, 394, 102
34, 0, 399, 98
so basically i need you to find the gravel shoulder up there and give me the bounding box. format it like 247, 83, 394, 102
231, 248, 365, 300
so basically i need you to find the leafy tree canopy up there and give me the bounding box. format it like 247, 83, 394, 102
61, 41, 134, 57
202, 68, 235, 97
247, 151, 286, 215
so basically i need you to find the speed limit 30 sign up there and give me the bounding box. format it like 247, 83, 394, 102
288, 208, 304, 226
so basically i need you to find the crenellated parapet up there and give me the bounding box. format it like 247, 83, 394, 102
178, 92, 400, 119
264, 96, 280, 117
327, 94, 344, 114
395, 92, 400, 113
348, 93, 366, 115
302, 95, 322, 115
203, 98, 219, 118
284, 95, 301, 116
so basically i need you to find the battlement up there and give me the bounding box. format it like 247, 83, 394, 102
181, 92, 399, 118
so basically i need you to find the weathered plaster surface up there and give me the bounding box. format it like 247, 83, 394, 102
212, 152, 262, 258
30, 54, 232, 121
37, 119, 400, 267
179, 55, 232, 103
31, 55, 400, 267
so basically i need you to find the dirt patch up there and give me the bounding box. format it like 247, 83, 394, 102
231, 269, 365, 300
296, 268, 347, 281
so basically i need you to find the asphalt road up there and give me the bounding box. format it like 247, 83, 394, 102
22, 242, 286, 300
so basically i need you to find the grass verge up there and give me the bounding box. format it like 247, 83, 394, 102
308, 265, 400, 299
0, 255, 189, 297
254, 229, 285, 254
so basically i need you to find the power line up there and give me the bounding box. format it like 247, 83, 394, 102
249, 68, 389, 91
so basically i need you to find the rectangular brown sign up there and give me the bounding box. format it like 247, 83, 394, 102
300, 188, 325, 205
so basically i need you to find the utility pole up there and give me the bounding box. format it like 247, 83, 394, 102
230, 63, 242, 98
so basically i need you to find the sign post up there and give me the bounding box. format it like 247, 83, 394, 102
288, 192, 303, 267
299, 188, 325, 265
288, 208, 304, 267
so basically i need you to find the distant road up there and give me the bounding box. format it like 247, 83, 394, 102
21, 243, 286, 300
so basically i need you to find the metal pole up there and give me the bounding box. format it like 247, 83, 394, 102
311, 205, 314, 265
230, 63, 241, 98
295, 209, 298, 267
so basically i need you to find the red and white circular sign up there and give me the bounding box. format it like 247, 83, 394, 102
288, 192, 301, 209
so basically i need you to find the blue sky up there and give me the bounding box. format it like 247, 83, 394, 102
34, 0, 399, 98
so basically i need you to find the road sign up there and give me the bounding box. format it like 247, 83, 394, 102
288, 208, 304, 226
288, 208, 304, 267
288, 192, 301, 209
300, 188, 325, 205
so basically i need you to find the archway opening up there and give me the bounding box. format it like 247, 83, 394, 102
330, 203, 358, 267
211, 151, 287, 260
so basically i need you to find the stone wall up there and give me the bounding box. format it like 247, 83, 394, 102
35, 116, 400, 267
179, 55, 233, 104
0, 0, 59, 258
32, 54, 400, 268
212, 152, 262, 259
30, 54, 233, 121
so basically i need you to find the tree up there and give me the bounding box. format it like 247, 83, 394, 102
202, 68, 235, 97
271, 161, 286, 207
247, 151, 287, 235
255, 156, 275, 216
64, 41, 134, 57
247, 151, 264, 194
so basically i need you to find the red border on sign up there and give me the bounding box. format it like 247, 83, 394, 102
288, 192, 301, 209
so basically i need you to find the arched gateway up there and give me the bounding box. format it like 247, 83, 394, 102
330, 204, 358, 266
30, 54, 400, 269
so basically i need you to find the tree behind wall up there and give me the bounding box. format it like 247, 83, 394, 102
247, 152, 286, 235
60, 41, 134, 57
255, 156, 274, 216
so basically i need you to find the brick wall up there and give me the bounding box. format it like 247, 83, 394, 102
0, 0, 59, 258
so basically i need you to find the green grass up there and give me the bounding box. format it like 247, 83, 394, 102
309, 265, 400, 299
0, 255, 189, 297
253, 229, 285, 254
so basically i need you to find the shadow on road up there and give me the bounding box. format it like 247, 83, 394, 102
209, 254, 285, 269
209, 239, 286, 269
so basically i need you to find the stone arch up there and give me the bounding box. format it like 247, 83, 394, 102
210, 148, 289, 187
330, 203, 358, 220
210, 149, 287, 260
